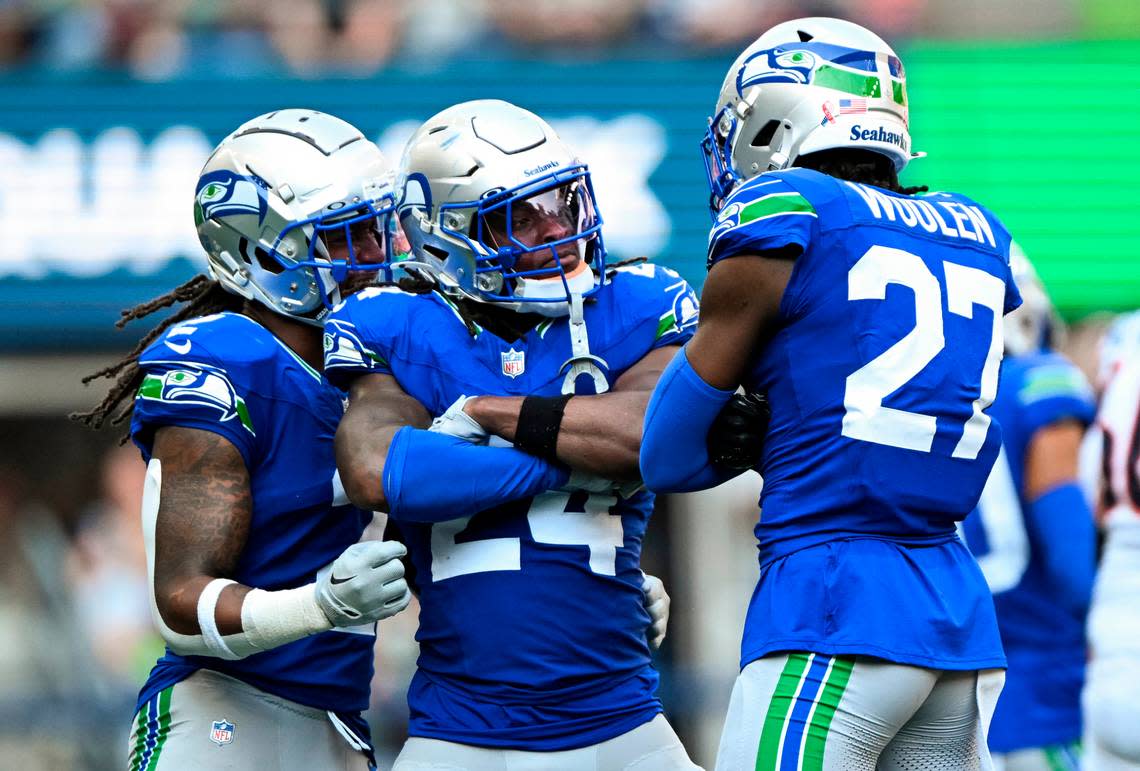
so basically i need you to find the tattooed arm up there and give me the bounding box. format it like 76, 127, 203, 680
149, 425, 410, 657
150, 425, 253, 635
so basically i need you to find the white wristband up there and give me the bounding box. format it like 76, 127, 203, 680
197, 578, 242, 660
241, 584, 333, 652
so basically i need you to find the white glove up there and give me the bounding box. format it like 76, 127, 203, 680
315, 541, 411, 627
564, 469, 618, 494
562, 470, 644, 500
430, 395, 488, 445
642, 572, 670, 649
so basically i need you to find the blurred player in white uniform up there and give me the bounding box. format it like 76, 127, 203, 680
960, 249, 1096, 771
1082, 310, 1140, 771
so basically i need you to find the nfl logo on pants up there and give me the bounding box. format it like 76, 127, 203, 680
210, 718, 235, 747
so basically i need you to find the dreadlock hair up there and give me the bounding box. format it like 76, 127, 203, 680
795, 148, 928, 196
70, 274, 243, 438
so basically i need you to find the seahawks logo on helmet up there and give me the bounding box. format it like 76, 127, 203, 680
194, 170, 268, 226
137, 366, 254, 434
739, 47, 818, 88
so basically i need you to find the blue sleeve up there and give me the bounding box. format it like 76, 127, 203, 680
706, 176, 816, 270
640, 347, 737, 493
130, 346, 259, 469
1016, 358, 1096, 438
383, 427, 571, 523
322, 288, 400, 388
1025, 482, 1096, 615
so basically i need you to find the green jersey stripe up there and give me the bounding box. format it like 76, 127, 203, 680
799, 656, 855, 771
740, 193, 816, 226
756, 653, 812, 771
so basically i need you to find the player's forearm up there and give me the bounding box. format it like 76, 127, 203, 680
467, 393, 647, 478
383, 426, 569, 522
336, 419, 404, 511
640, 347, 736, 492
336, 385, 431, 512
157, 573, 250, 636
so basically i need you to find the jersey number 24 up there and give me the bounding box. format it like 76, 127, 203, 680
429, 491, 624, 582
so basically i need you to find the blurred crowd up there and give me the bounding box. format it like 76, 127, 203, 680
0, 424, 423, 768
0, 0, 1134, 80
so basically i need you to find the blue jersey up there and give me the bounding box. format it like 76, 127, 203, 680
130, 312, 376, 715
962, 353, 1096, 751
708, 168, 1020, 670
323, 264, 698, 750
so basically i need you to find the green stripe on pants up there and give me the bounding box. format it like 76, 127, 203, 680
800, 657, 855, 771
137, 686, 174, 771
755, 654, 812, 771
129, 700, 150, 771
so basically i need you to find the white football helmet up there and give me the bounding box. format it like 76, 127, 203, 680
1004, 243, 1063, 356
703, 17, 919, 211
396, 99, 606, 315
195, 109, 396, 325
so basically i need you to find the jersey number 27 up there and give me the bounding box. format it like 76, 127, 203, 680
842, 244, 1005, 459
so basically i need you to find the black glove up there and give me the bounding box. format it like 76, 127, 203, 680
707, 392, 770, 471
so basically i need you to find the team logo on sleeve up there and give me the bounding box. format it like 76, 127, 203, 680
657, 283, 700, 340
209, 718, 235, 746
323, 319, 385, 371
501, 348, 526, 378
137, 366, 254, 435
709, 201, 744, 244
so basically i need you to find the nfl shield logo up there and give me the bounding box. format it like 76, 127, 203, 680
501, 348, 525, 378
209, 718, 235, 747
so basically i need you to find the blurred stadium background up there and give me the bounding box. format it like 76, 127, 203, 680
1, 0, 1137, 767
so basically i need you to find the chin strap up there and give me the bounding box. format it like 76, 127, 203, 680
559, 293, 609, 395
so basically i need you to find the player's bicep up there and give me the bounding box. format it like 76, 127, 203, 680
1023, 418, 1085, 500
150, 425, 252, 634
613, 345, 681, 393
687, 252, 795, 390
336, 373, 432, 510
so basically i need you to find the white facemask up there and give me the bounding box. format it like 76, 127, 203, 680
512, 261, 597, 317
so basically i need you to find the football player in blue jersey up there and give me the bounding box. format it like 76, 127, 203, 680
640, 17, 1023, 771
74, 110, 411, 770
960, 248, 1096, 771
324, 99, 699, 770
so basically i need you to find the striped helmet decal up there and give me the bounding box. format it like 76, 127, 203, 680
755, 653, 855, 771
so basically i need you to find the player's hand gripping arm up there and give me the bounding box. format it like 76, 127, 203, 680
337, 373, 571, 521
457, 345, 680, 480
640, 254, 794, 492
148, 426, 410, 660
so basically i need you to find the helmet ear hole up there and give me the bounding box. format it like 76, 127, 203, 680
252, 245, 285, 275
752, 120, 781, 148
